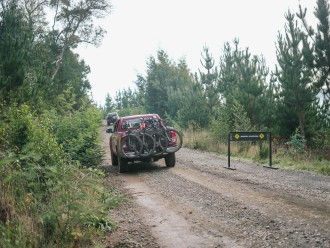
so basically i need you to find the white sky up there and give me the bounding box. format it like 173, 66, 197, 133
76, 0, 317, 106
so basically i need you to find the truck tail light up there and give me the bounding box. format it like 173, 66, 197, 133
170, 130, 177, 144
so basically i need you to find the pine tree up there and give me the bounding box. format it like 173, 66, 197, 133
275, 11, 317, 140
218, 39, 269, 128
141, 49, 194, 118
198, 46, 220, 117
176, 82, 210, 128
297, 0, 330, 127
0, 1, 29, 105
104, 93, 115, 114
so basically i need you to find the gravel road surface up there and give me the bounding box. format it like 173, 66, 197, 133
100, 123, 330, 248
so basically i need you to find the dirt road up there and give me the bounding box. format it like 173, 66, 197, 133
100, 123, 330, 248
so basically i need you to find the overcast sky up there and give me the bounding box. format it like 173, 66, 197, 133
76, 0, 317, 106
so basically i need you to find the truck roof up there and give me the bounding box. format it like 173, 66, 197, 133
120, 113, 160, 120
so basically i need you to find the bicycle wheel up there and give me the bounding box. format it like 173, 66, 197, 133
153, 132, 168, 155
120, 134, 143, 158
140, 133, 156, 157
165, 129, 182, 153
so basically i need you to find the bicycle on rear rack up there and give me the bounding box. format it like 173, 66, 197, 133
145, 117, 182, 155
138, 120, 156, 157
153, 117, 182, 153
120, 122, 143, 158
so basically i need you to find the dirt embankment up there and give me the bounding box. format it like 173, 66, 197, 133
99, 123, 330, 248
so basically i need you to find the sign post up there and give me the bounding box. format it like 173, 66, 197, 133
226, 131, 277, 170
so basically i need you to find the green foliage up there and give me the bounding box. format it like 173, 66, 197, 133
297, 0, 330, 123
210, 105, 231, 142
198, 46, 220, 117
117, 106, 146, 117
0, 1, 30, 105
139, 49, 195, 119
0, 1, 120, 247
176, 83, 210, 128
0, 104, 121, 247
318, 166, 330, 176
53, 51, 92, 110
47, 0, 111, 81
183, 125, 213, 151
311, 127, 330, 150
218, 39, 270, 129
258, 142, 269, 160
231, 101, 253, 131
49, 106, 104, 167
184, 126, 330, 175
285, 128, 306, 154
104, 93, 115, 117
114, 87, 142, 109
275, 11, 316, 140
0, 104, 30, 151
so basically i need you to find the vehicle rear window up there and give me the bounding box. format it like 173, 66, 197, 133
121, 118, 142, 130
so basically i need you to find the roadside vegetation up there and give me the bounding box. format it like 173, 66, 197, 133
183, 125, 330, 176
0, 1, 125, 247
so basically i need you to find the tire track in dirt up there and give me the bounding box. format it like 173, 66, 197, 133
171, 166, 330, 228
120, 173, 242, 248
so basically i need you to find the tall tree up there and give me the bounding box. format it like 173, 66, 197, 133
275, 11, 316, 139
0, 0, 110, 111
298, 0, 330, 127
0, 0, 30, 105
48, 0, 111, 80
21, 0, 48, 42
176, 82, 210, 128
104, 93, 114, 113
218, 39, 269, 128
140, 49, 193, 118
198, 46, 220, 117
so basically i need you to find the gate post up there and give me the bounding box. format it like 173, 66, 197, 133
225, 132, 236, 170
263, 132, 278, 169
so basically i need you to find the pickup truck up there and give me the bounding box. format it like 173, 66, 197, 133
106, 114, 180, 173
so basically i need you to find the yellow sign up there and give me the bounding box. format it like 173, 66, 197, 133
230, 132, 268, 141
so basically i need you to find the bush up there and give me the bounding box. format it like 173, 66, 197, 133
49, 106, 104, 167
210, 106, 230, 143
0, 104, 122, 247
285, 128, 306, 156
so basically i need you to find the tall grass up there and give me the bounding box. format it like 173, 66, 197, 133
182, 128, 330, 176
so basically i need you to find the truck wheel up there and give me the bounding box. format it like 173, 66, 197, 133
119, 157, 129, 173
165, 153, 176, 167
111, 149, 118, 166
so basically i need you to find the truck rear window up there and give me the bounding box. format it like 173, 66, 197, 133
121, 118, 142, 130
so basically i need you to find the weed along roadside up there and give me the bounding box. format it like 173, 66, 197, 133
182, 127, 330, 176
226, 131, 277, 170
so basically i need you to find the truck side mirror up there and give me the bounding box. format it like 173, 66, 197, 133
106, 128, 113, 133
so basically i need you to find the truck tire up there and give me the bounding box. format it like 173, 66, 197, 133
119, 157, 129, 173
111, 149, 118, 166
165, 153, 176, 167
